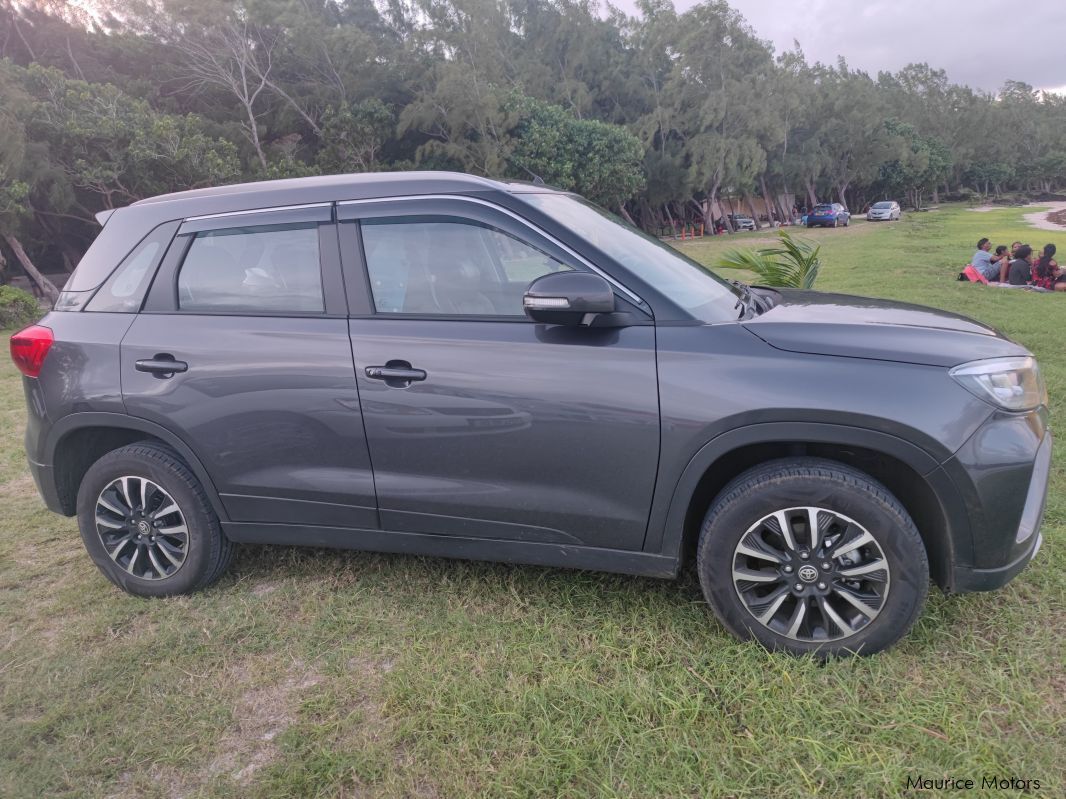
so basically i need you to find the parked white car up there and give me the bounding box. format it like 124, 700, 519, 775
867, 201, 901, 221
728, 214, 756, 231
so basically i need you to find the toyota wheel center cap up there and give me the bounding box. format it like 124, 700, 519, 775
798, 565, 819, 583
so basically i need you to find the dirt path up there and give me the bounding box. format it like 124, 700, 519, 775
968, 201, 1066, 230
1023, 202, 1066, 231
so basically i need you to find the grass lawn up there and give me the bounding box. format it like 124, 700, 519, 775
1, 204, 1064, 798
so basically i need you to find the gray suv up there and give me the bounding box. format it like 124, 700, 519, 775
10, 172, 1049, 656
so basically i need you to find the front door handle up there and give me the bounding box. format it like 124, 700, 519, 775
135, 355, 188, 378
365, 361, 427, 387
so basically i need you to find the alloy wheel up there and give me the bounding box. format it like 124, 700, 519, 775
731, 506, 890, 642
95, 476, 189, 580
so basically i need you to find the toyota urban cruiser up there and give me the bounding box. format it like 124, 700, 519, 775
10, 172, 1049, 656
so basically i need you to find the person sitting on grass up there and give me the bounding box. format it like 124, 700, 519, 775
1032, 244, 1063, 291
1005, 244, 1034, 285
972, 238, 999, 281
991, 245, 1011, 278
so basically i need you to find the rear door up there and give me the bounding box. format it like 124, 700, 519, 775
121, 204, 378, 530
339, 196, 660, 551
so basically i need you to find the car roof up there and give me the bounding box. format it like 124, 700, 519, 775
104, 171, 570, 246
131, 171, 554, 207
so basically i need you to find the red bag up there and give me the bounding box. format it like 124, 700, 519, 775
961, 265, 989, 284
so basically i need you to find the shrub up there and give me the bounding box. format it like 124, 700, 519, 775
716, 232, 822, 289
0, 284, 41, 329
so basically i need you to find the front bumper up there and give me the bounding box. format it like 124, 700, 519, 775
953, 531, 1043, 592
941, 408, 1050, 592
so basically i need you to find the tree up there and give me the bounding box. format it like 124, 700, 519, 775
506, 95, 645, 209
654, 1, 775, 230
20, 64, 241, 208
0, 58, 57, 299
316, 100, 396, 174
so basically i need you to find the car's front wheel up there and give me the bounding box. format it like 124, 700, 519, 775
77, 442, 235, 597
696, 458, 929, 656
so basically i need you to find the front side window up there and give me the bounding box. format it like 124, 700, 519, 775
177, 223, 323, 313
360, 219, 573, 316
520, 193, 741, 323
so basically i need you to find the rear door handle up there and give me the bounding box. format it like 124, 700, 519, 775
135, 356, 188, 378
365, 361, 427, 387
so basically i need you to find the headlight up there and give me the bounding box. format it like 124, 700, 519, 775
949, 356, 1047, 411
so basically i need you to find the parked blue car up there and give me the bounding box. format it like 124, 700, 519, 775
807, 203, 850, 228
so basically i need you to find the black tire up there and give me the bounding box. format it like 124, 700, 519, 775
76, 442, 235, 597
696, 458, 928, 656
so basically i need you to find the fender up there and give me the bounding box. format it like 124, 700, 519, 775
45, 411, 230, 522
645, 421, 962, 562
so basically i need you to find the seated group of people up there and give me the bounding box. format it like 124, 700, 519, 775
967, 239, 1063, 291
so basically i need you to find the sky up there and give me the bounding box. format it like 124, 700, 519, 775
610, 0, 1066, 95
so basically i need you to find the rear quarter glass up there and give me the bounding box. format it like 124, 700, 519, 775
64, 213, 171, 292
85, 221, 179, 312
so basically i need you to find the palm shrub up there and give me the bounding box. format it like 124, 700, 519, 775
717, 231, 822, 289
0, 285, 41, 329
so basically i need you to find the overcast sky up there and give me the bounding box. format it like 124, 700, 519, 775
610, 0, 1066, 95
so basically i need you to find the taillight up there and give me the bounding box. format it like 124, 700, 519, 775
10, 325, 54, 378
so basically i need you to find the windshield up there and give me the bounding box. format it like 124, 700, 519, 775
520, 193, 741, 322
813, 204, 834, 213
872, 202, 893, 209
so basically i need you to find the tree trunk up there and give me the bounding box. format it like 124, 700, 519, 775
662, 203, 675, 235
836, 183, 849, 210
721, 196, 735, 233
758, 175, 775, 224
781, 183, 794, 221
706, 179, 722, 231
805, 179, 818, 208
242, 101, 268, 170
744, 193, 762, 230
932, 186, 940, 205
619, 204, 637, 226
2, 233, 59, 302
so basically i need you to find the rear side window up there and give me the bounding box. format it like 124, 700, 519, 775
177, 223, 323, 313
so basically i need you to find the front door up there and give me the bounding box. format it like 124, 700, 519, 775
121, 205, 378, 530
339, 197, 660, 550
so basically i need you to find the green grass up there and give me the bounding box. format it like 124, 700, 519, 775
2, 204, 1064, 798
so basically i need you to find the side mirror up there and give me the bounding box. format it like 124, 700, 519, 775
523, 271, 616, 326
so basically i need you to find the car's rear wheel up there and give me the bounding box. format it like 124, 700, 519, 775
76, 442, 235, 597
696, 458, 929, 656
